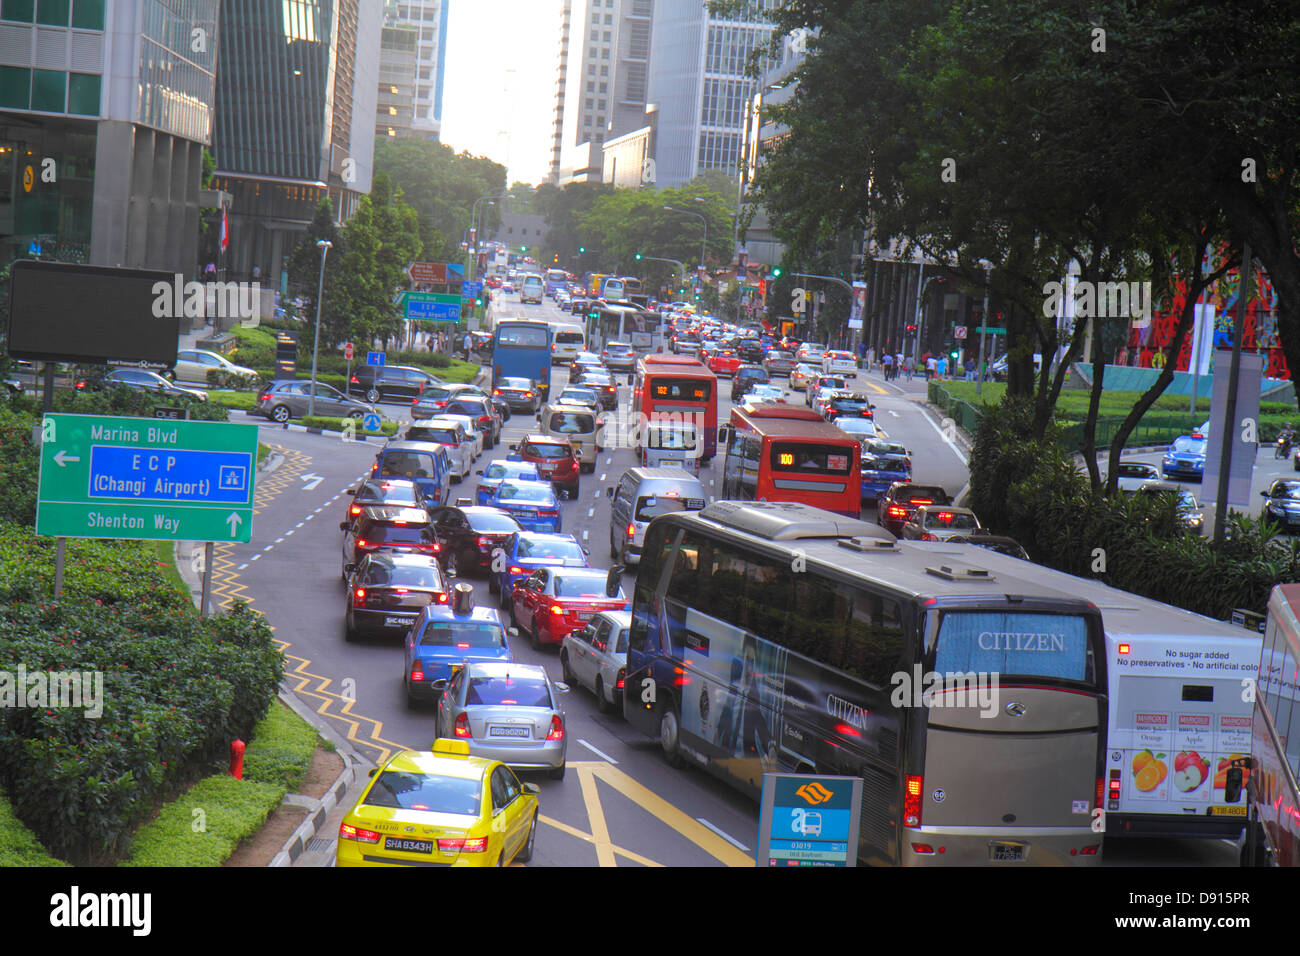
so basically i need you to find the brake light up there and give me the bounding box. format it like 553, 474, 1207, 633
904, 775, 923, 828
546, 714, 564, 741
910, 498, 933, 506
454, 712, 471, 738
551, 604, 565, 615
349, 505, 362, 515
524, 391, 533, 398
339, 823, 380, 843
887, 506, 907, 518
478, 536, 491, 547
493, 389, 502, 395
410, 662, 425, 682
627, 522, 635, 537
537, 509, 559, 517
353, 587, 366, 608
350, 375, 360, 384
436, 592, 449, 604
615, 669, 625, 690
356, 539, 369, 549
921, 533, 937, 541
258, 390, 270, 402
1097, 776, 1106, 808
510, 566, 523, 575
438, 836, 489, 853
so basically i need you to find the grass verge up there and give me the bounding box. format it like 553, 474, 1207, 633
146, 540, 191, 598
0, 790, 68, 866
242, 700, 320, 792
117, 776, 285, 867
301, 415, 399, 437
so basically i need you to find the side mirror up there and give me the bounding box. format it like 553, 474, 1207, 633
339, 521, 349, 531
345, 487, 356, 494
554, 681, 570, 693
606, 566, 623, 597
522, 782, 540, 796
508, 444, 517, 451
507, 626, 519, 638
368, 768, 378, 778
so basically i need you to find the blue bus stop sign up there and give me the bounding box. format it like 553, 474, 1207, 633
367, 351, 385, 367
362, 412, 382, 432
757, 773, 863, 867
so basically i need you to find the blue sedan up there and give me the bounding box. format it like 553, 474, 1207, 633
489, 479, 562, 533
474, 460, 541, 506
1162, 435, 1207, 481
403, 604, 513, 706
861, 453, 912, 502
489, 531, 589, 604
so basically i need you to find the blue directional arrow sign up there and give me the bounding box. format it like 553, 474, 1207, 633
367, 351, 386, 366
362, 412, 382, 432
461, 280, 483, 301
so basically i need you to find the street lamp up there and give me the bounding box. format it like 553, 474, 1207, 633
662, 206, 707, 271
470, 192, 504, 281
307, 239, 332, 417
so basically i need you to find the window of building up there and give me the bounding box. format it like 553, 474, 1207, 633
419, 68, 431, 79
67, 71, 99, 115
423, 7, 436, 19
597, 99, 605, 110
589, 47, 596, 58
590, 29, 598, 39
30, 68, 65, 112
588, 65, 596, 75
36, 0, 68, 26
418, 85, 430, 98
1, 0, 34, 20
585, 97, 593, 109
604, 13, 612, 23
596, 115, 604, 126
0, 65, 29, 108
584, 114, 592, 127
586, 81, 595, 92
601, 48, 609, 59
422, 27, 433, 40
600, 66, 608, 75
602, 31, 610, 41
71, 0, 102, 29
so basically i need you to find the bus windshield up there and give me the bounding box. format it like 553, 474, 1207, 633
932, 611, 1094, 681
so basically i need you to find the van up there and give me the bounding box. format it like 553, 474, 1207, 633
550, 324, 586, 365
605, 467, 707, 564
537, 402, 599, 473
641, 419, 701, 475
371, 440, 452, 508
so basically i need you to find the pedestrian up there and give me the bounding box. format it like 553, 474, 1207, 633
936, 355, 948, 379
462, 330, 473, 360
896, 351, 905, 382
866, 347, 875, 373
881, 352, 893, 381
925, 354, 937, 381
251, 264, 261, 282
965, 357, 976, 381
905, 356, 915, 381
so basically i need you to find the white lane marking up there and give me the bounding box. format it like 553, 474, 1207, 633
588, 507, 595, 518
888, 409, 899, 417
582, 529, 590, 541
313, 507, 323, 514
237, 563, 248, 571
710, 479, 715, 486
250, 554, 261, 562
300, 473, 324, 490
284, 529, 294, 536
305, 514, 314, 521
275, 537, 285, 544
577, 739, 619, 764
599, 473, 606, 481
605, 457, 612, 465
263, 545, 274, 552
696, 818, 750, 852
920, 408, 969, 466
593, 489, 601, 498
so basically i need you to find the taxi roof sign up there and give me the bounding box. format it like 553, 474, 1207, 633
432, 739, 471, 757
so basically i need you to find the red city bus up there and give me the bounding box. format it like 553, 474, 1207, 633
1249, 583, 1300, 866
633, 354, 718, 461
720, 402, 862, 516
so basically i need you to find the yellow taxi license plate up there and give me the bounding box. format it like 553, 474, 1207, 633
1209, 805, 1247, 816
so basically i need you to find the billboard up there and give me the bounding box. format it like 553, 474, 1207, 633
6, 260, 178, 366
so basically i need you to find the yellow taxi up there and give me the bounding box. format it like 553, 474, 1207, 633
336, 739, 539, 867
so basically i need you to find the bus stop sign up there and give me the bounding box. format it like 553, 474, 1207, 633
757, 773, 862, 867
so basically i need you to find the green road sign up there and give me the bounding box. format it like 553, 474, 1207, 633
399, 291, 462, 322
975, 326, 1006, 335
36, 413, 259, 543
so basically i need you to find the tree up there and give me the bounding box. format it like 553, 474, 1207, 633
287, 200, 342, 303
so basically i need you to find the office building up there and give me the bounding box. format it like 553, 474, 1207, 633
384, 0, 448, 140
547, 0, 571, 183
0, 0, 218, 272
377, 9, 418, 139
210, 0, 382, 282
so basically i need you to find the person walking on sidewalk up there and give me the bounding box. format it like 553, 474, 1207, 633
881, 351, 893, 381
925, 354, 937, 381
896, 351, 905, 382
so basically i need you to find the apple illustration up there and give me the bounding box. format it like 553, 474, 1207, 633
1172, 750, 1209, 792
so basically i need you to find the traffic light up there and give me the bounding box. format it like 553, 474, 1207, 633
772, 266, 783, 278
634, 253, 642, 261
906, 324, 917, 333
475, 297, 483, 307
553, 254, 559, 263
521, 245, 528, 252
949, 349, 959, 361
578, 246, 586, 253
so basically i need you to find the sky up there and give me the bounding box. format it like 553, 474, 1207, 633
439, 0, 565, 186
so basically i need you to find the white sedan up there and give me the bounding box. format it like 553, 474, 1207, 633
1110, 461, 1162, 493
835, 416, 885, 442
173, 348, 258, 386
821, 350, 859, 376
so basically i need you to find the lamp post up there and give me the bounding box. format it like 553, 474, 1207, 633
976, 260, 992, 397
469, 192, 504, 282
307, 239, 332, 417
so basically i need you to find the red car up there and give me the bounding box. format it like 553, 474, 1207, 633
509, 566, 628, 649
706, 348, 742, 376
508, 434, 581, 500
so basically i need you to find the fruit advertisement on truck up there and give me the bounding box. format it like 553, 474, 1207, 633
1104, 631, 1260, 838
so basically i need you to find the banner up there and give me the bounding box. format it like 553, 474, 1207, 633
849, 281, 866, 330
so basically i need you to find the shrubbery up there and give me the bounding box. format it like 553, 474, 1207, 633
971, 396, 1300, 618
0, 527, 283, 863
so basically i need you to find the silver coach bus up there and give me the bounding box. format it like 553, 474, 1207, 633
621, 500, 1109, 866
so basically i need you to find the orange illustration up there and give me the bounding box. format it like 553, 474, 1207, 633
1132, 750, 1154, 775
1135, 753, 1168, 792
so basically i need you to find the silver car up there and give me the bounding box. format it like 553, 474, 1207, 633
255, 379, 375, 422
434, 661, 569, 779
560, 610, 630, 715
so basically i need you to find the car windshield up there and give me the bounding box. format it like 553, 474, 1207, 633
1171, 436, 1207, 454
524, 443, 569, 459
466, 676, 551, 707
497, 483, 551, 502
364, 771, 483, 815
379, 451, 437, 480
419, 621, 505, 647
468, 511, 522, 532
554, 573, 619, 598
365, 563, 443, 587
924, 511, 978, 531
515, 537, 583, 560
1272, 484, 1300, 500
836, 420, 877, 435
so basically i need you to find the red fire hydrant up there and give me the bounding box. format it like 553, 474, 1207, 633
230, 739, 245, 780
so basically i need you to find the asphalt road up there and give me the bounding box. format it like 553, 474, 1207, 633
211, 293, 1233, 866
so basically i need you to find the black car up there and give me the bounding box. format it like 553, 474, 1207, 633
343, 551, 449, 641
945, 531, 1031, 560
735, 338, 765, 363
428, 505, 523, 574
342, 477, 428, 531
570, 368, 618, 410
492, 376, 540, 413
876, 483, 953, 536
340, 505, 442, 582
824, 393, 876, 421
443, 397, 502, 447
347, 364, 444, 403
730, 364, 770, 402
1261, 480, 1300, 532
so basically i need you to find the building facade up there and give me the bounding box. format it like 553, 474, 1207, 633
384, 0, 448, 140
547, 0, 571, 183
645, 0, 774, 188
211, 0, 381, 284
0, 0, 218, 273
377, 10, 418, 139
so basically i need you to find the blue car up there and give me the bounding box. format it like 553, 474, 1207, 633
372, 440, 453, 507
474, 459, 542, 506
403, 603, 513, 705
489, 479, 562, 533
489, 531, 589, 604
861, 453, 912, 501
1162, 434, 1207, 481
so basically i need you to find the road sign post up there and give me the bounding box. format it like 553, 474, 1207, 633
36, 414, 259, 544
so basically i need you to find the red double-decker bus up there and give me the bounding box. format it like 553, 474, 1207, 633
633, 354, 718, 461
720, 403, 862, 517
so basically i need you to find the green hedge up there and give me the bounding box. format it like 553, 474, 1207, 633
300, 415, 399, 437
0, 789, 68, 866
118, 776, 285, 867
242, 701, 319, 792
0, 525, 284, 863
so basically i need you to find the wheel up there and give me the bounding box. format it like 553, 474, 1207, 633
499, 582, 511, 610
561, 651, 575, 686
528, 617, 541, 651
271, 404, 291, 423
405, 686, 420, 709
365, 387, 381, 403
596, 676, 614, 714
549, 762, 566, 781
658, 705, 684, 768
488, 572, 499, 595
515, 813, 537, 863
343, 613, 356, 643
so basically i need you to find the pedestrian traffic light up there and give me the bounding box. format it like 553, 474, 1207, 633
772, 267, 783, 278
949, 349, 959, 361
475, 297, 483, 307
634, 253, 642, 260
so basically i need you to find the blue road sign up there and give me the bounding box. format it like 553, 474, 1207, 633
87, 446, 252, 505
461, 280, 483, 301
362, 412, 382, 432
367, 351, 385, 367
446, 263, 465, 280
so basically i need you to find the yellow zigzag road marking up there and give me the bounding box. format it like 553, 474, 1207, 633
280, 648, 408, 765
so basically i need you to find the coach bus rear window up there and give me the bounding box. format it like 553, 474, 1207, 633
652, 378, 712, 401
933, 611, 1093, 682
497, 327, 548, 347
770, 442, 854, 475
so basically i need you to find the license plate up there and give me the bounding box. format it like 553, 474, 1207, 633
489, 725, 529, 738
384, 837, 433, 854
385, 615, 411, 627
576, 612, 594, 621
1209, 805, 1247, 816
660, 459, 681, 466
988, 842, 1025, 862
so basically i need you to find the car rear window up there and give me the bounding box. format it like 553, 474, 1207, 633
897, 485, 949, 505
466, 676, 551, 707
523, 442, 570, 459
924, 510, 978, 531
355, 481, 419, 506
363, 563, 443, 587
862, 456, 907, 472
363, 523, 430, 544
497, 482, 552, 502
364, 771, 483, 815
933, 611, 1093, 682
449, 400, 489, 416
635, 494, 705, 521
501, 378, 532, 389
379, 451, 438, 480
554, 574, 620, 598
556, 331, 584, 344
515, 538, 583, 560
418, 621, 505, 647
407, 426, 459, 445
549, 412, 595, 434
485, 462, 539, 481
468, 512, 522, 533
